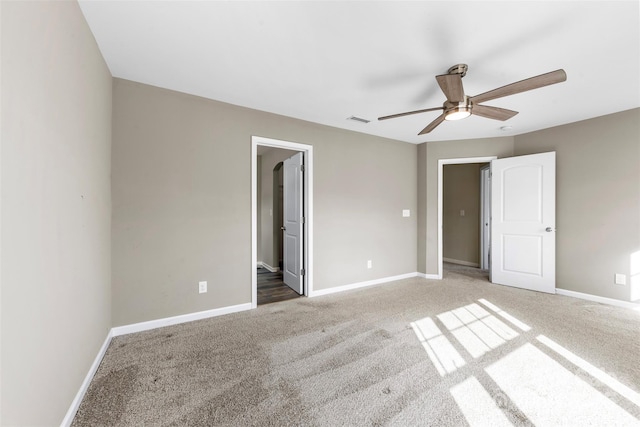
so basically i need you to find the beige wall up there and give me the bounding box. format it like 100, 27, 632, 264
1, 1, 112, 425
418, 137, 515, 274
514, 109, 640, 301
443, 163, 483, 265
112, 79, 417, 326
258, 148, 298, 269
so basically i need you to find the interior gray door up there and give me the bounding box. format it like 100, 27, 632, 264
282, 152, 303, 294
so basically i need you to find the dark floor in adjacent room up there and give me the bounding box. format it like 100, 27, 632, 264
257, 267, 300, 305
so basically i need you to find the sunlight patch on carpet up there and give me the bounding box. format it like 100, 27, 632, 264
537, 334, 640, 409
450, 376, 513, 427
437, 303, 519, 359
412, 299, 640, 426
485, 343, 639, 426
477, 298, 531, 331
410, 317, 465, 376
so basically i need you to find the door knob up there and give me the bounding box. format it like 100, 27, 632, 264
281, 226, 286, 231
545, 227, 553, 232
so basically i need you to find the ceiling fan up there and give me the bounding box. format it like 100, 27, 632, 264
378, 64, 567, 135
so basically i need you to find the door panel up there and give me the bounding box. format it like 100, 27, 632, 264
491, 152, 555, 293
283, 152, 303, 294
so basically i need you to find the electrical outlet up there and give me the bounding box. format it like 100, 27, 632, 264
460, 209, 465, 217
614, 274, 626, 286
367, 260, 372, 269
199, 281, 207, 293
402, 209, 410, 217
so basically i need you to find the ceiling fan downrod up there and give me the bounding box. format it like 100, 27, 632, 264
447, 64, 468, 77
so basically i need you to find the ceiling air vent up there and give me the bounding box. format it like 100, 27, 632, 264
347, 116, 370, 124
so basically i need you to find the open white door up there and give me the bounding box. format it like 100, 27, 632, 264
491, 152, 556, 293
283, 152, 304, 294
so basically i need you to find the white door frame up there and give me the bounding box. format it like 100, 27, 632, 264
251, 136, 313, 308
437, 156, 496, 279
480, 165, 491, 271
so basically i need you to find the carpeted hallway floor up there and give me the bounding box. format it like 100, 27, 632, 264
72, 266, 640, 426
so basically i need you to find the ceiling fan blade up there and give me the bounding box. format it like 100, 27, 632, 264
470, 69, 567, 104
418, 114, 446, 135
472, 104, 519, 121
436, 74, 465, 102
378, 106, 443, 121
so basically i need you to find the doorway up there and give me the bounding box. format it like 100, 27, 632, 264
442, 162, 490, 278
437, 153, 556, 293
437, 156, 497, 279
255, 158, 299, 305
251, 136, 314, 308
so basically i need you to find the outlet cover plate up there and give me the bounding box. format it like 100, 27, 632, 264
199, 281, 208, 293
614, 274, 626, 286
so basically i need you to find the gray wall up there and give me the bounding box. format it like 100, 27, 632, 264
514, 109, 640, 301
112, 79, 417, 326
443, 163, 482, 265
417, 137, 515, 274
1, 1, 112, 425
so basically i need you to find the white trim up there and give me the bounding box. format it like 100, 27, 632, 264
257, 262, 279, 272
437, 156, 496, 280
309, 272, 419, 297
418, 272, 441, 280
111, 303, 252, 336
252, 136, 313, 309
479, 164, 491, 271
556, 289, 640, 310
443, 257, 480, 268
60, 330, 113, 427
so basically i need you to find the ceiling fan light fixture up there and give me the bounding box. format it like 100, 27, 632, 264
444, 102, 471, 121
444, 96, 471, 121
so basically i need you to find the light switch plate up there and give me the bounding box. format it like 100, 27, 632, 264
402, 209, 410, 217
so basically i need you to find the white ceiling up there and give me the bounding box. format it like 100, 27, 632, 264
78, 1, 639, 144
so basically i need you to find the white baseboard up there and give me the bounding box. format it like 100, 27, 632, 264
417, 272, 441, 280
309, 272, 419, 297
258, 261, 279, 272
61, 329, 113, 427
443, 257, 479, 268
111, 303, 253, 336
556, 288, 640, 310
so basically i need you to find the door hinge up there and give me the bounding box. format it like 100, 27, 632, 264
300, 268, 306, 276
301, 165, 305, 172
301, 217, 305, 224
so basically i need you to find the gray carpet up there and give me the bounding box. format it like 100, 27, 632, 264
72, 265, 640, 426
